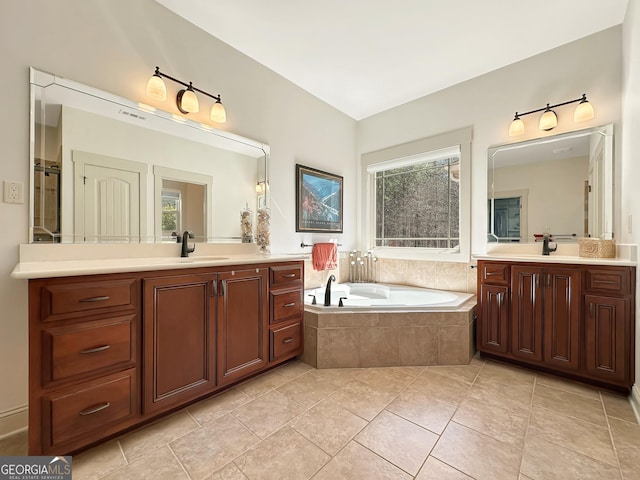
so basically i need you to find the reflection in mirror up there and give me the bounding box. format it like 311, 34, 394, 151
30, 67, 269, 244
488, 124, 613, 243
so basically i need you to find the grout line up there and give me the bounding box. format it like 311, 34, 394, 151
600, 390, 625, 480
166, 443, 193, 480
517, 374, 536, 476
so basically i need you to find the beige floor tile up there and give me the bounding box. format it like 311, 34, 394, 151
386, 386, 457, 435
355, 410, 438, 475
207, 462, 248, 480
468, 376, 533, 416
431, 422, 522, 480
602, 392, 638, 423
609, 417, 640, 480
232, 390, 305, 438
469, 354, 485, 368
427, 364, 481, 384
521, 434, 621, 480
478, 360, 536, 388
328, 379, 397, 421
313, 441, 411, 480
234, 426, 330, 480
0, 430, 27, 455
309, 367, 361, 386
533, 383, 607, 426
235, 370, 289, 398
536, 373, 601, 400
72, 441, 126, 480
409, 370, 470, 406
101, 446, 189, 480
415, 456, 473, 479
355, 367, 414, 393
170, 415, 259, 480
289, 398, 367, 455
528, 406, 618, 466
119, 411, 199, 462
276, 370, 341, 408
188, 388, 252, 425
273, 359, 314, 379
452, 397, 528, 446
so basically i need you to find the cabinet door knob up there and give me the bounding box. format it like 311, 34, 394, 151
79, 296, 110, 303
79, 402, 111, 416
79, 345, 111, 355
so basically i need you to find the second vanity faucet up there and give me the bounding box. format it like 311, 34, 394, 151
181, 230, 195, 257
542, 234, 557, 256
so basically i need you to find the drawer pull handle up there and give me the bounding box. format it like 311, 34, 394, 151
282, 337, 294, 344
283, 302, 296, 307
282, 273, 297, 278
595, 280, 617, 285
79, 402, 111, 416
79, 296, 110, 303
79, 345, 111, 355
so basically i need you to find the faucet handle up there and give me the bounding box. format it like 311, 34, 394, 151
308, 294, 317, 305
339, 296, 348, 307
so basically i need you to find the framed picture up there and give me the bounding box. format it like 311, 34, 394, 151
296, 164, 343, 233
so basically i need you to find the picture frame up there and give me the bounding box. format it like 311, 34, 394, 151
295, 164, 343, 233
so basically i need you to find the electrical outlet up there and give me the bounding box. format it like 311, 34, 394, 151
3, 181, 24, 204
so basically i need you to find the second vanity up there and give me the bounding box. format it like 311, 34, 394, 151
12, 245, 305, 456
475, 247, 636, 393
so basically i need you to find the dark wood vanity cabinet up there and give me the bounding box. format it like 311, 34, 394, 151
28, 260, 304, 455
477, 260, 635, 391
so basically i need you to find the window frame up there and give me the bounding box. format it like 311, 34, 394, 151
360, 127, 472, 262
161, 188, 182, 237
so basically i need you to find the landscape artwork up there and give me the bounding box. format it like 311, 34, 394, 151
296, 164, 343, 233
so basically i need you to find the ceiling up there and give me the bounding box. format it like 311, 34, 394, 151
155, 0, 629, 120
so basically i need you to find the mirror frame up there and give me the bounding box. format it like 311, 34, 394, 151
29, 67, 269, 244
487, 124, 614, 243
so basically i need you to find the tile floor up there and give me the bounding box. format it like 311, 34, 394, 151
1, 357, 639, 479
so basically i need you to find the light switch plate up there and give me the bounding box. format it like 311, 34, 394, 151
3, 181, 24, 204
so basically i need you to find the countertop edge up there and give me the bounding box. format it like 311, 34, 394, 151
472, 254, 636, 267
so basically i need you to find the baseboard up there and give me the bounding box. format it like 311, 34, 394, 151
0, 405, 28, 440
631, 383, 640, 425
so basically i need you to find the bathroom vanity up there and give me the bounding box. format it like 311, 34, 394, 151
476, 258, 635, 392
20, 256, 304, 455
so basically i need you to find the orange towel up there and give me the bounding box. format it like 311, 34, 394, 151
312, 243, 337, 271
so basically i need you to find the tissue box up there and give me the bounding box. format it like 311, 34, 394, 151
578, 238, 616, 258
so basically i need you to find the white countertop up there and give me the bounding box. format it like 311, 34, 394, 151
472, 253, 636, 266
11, 244, 309, 279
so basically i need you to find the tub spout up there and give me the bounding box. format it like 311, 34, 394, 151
324, 274, 336, 306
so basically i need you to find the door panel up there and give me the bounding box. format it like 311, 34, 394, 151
478, 284, 509, 353
511, 266, 544, 362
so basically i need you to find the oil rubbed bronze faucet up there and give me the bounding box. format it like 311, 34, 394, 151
542, 234, 557, 256
181, 230, 195, 257
324, 274, 336, 306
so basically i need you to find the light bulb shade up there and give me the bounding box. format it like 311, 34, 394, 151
539, 109, 557, 131
509, 117, 525, 136
574, 100, 594, 123
210, 101, 227, 123
177, 88, 199, 113
146, 74, 167, 101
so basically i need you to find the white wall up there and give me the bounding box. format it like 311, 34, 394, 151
357, 27, 623, 256
0, 0, 356, 433
621, 0, 640, 393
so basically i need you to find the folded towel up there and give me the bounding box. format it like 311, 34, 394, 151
312, 243, 338, 271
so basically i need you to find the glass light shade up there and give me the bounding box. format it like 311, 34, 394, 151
539, 109, 558, 131
179, 88, 199, 113
509, 118, 525, 136
210, 101, 227, 123
574, 100, 594, 122
146, 74, 167, 101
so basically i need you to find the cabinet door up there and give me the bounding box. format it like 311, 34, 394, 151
585, 295, 628, 384
543, 268, 581, 371
511, 266, 544, 362
143, 274, 216, 414
217, 268, 268, 386
478, 284, 509, 353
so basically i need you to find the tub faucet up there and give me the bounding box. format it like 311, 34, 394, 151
324, 274, 336, 306
542, 234, 557, 256
181, 230, 195, 257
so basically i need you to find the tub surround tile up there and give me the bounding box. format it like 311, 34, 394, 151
398, 326, 439, 365
316, 327, 360, 368
434, 262, 469, 292
300, 325, 318, 367
358, 326, 400, 367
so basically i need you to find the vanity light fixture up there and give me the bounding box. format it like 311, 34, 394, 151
146, 66, 227, 123
508, 94, 594, 137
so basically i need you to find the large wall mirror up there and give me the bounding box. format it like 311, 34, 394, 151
488, 124, 613, 243
30, 67, 269, 244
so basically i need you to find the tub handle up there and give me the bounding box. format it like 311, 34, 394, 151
339, 296, 348, 307
307, 294, 316, 305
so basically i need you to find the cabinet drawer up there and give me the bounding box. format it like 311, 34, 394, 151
41, 278, 136, 321
585, 268, 632, 295
270, 265, 303, 287
480, 262, 510, 285
43, 315, 135, 384
271, 289, 303, 323
270, 322, 302, 361
44, 369, 136, 448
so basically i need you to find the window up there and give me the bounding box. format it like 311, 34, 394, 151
361, 127, 471, 261
161, 188, 181, 236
